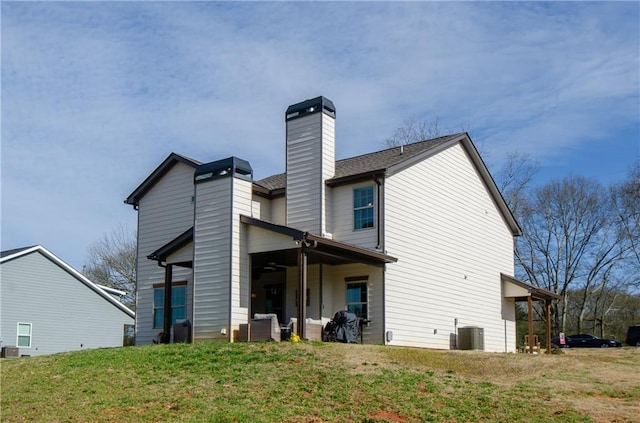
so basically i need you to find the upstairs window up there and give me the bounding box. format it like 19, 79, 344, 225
353, 186, 374, 230
153, 283, 186, 329
17, 322, 32, 348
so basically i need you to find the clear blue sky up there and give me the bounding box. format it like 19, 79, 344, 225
2, 1, 639, 271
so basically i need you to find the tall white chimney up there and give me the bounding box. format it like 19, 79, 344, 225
285, 96, 336, 235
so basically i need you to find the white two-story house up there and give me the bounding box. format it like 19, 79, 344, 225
126, 96, 554, 352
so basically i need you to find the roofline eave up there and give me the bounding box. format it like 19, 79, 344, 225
125, 153, 201, 207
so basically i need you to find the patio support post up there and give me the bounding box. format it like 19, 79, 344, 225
297, 244, 307, 339
162, 263, 173, 344
545, 300, 552, 354
527, 295, 534, 354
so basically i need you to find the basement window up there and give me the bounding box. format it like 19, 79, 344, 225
153, 283, 186, 329
353, 186, 374, 230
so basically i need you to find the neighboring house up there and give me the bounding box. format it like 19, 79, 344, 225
0, 245, 135, 357
126, 96, 556, 352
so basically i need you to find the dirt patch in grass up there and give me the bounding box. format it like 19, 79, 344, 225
545, 348, 640, 423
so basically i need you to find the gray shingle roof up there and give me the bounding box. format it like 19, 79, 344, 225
256, 133, 463, 191
0, 246, 37, 259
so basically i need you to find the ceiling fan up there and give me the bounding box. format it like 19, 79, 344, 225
261, 262, 287, 271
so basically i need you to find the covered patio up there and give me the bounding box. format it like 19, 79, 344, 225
501, 274, 561, 354
241, 215, 397, 340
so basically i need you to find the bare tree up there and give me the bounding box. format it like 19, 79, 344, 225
496, 151, 540, 216
612, 163, 640, 270
83, 224, 137, 309
514, 175, 627, 334
385, 116, 468, 147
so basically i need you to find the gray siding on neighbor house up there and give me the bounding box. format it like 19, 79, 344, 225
0, 251, 133, 356
136, 162, 195, 345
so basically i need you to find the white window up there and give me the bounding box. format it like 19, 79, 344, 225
346, 277, 368, 319
353, 186, 374, 230
17, 322, 32, 348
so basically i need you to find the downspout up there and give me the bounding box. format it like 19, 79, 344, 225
374, 176, 383, 250
297, 242, 308, 339
374, 175, 386, 345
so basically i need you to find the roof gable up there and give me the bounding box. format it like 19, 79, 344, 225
255, 133, 462, 191
125, 153, 201, 207
255, 133, 521, 236
0, 245, 135, 318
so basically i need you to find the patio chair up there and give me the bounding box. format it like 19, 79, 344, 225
251, 313, 281, 342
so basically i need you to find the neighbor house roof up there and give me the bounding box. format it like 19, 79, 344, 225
0, 245, 37, 258
0, 245, 135, 318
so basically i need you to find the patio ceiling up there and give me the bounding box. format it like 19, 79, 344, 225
241, 215, 397, 268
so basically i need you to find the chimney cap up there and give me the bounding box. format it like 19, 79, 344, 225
286, 96, 335, 121
195, 156, 253, 183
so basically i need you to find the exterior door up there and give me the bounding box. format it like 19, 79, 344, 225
264, 284, 285, 324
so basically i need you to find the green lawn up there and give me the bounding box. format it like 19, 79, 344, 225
1, 342, 638, 422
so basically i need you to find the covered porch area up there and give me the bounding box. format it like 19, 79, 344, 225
501, 274, 561, 354
241, 216, 397, 342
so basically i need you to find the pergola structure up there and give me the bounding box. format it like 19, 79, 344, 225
502, 274, 561, 354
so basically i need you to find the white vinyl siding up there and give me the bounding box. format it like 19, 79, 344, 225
193, 178, 232, 341
193, 176, 252, 341
230, 179, 253, 335
136, 162, 195, 345
166, 242, 193, 265
330, 182, 378, 249
321, 264, 383, 344
251, 195, 271, 221
286, 112, 335, 235
270, 197, 286, 225
0, 251, 133, 356
246, 226, 298, 254
384, 143, 516, 352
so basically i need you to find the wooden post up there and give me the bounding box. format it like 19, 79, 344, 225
162, 264, 173, 344
545, 300, 552, 354
296, 245, 307, 339
527, 296, 534, 354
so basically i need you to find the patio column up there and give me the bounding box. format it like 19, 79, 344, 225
296, 245, 308, 339
545, 300, 552, 354
527, 295, 534, 354
162, 263, 173, 344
